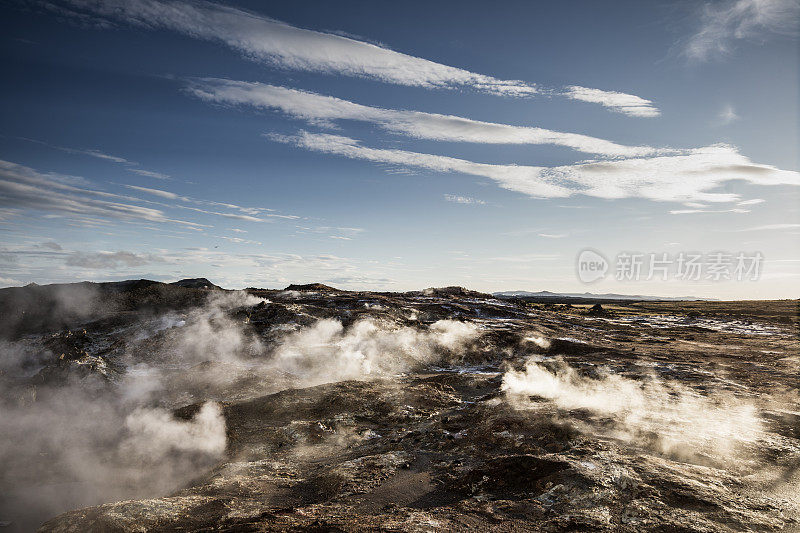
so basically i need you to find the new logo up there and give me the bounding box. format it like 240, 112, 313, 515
576, 249, 608, 283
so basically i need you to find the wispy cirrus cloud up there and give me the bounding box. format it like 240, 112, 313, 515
180, 206, 265, 222
0, 161, 299, 229
268, 131, 800, 204
562, 86, 660, 118
65, 250, 164, 268
735, 223, 800, 231
294, 225, 364, 240
18, 136, 171, 179
124, 184, 184, 200
669, 207, 750, 215
738, 198, 765, 205
218, 235, 262, 245
717, 104, 740, 125
0, 160, 204, 227
682, 0, 799, 62
188, 78, 667, 156
127, 168, 171, 180
51, 0, 536, 97
0, 276, 23, 287
444, 194, 486, 205
122, 184, 300, 221
18, 136, 133, 163
49, 0, 658, 115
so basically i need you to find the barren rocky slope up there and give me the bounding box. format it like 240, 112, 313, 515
0, 281, 798, 532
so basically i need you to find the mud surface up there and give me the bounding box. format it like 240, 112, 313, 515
0, 281, 798, 532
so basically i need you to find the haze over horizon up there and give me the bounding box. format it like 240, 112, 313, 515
1, 0, 799, 299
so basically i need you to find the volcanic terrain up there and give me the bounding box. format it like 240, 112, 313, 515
0, 280, 798, 532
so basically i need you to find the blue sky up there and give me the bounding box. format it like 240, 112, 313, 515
1, 0, 798, 298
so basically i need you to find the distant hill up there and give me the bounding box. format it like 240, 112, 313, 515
0, 278, 220, 339
406, 286, 494, 299
284, 283, 341, 292
493, 290, 714, 302
170, 278, 221, 290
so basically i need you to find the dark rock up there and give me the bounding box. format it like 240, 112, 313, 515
170, 278, 221, 290
284, 283, 340, 292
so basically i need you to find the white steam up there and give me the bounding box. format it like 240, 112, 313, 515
0, 290, 479, 528
502, 358, 764, 463
122, 402, 226, 459
270, 318, 478, 384
0, 390, 226, 531
523, 335, 551, 350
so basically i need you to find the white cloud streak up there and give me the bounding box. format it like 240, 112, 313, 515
269, 131, 800, 204
19, 136, 133, 164
72, 148, 130, 164
294, 225, 364, 240
57, 0, 536, 97
736, 223, 800, 231
54, 0, 657, 114
669, 208, 750, 214
563, 86, 660, 118
180, 206, 265, 222
188, 79, 667, 156
124, 184, 183, 200
0, 161, 299, 229
18, 136, 173, 180
121, 184, 299, 222
444, 194, 486, 205
683, 0, 800, 62
128, 168, 171, 180
0, 160, 204, 227
218, 235, 262, 245
738, 198, 765, 205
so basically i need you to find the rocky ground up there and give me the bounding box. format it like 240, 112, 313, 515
0, 281, 798, 532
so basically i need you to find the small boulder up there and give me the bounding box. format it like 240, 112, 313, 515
588, 303, 606, 315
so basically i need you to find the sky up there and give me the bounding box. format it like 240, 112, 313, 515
0, 0, 798, 298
